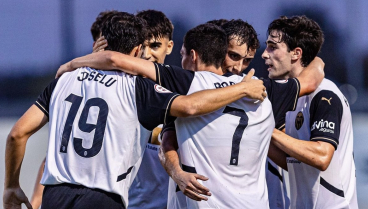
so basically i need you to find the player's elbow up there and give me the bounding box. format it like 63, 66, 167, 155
313, 155, 331, 171
7, 128, 27, 144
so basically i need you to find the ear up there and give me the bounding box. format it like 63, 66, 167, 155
131, 44, 142, 57
190, 49, 197, 64
166, 40, 174, 55
291, 47, 302, 61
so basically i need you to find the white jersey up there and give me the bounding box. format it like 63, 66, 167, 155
266, 159, 290, 209
128, 125, 170, 209
285, 79, 358, 209
35, 67, 179, 207
155, 64, 275, 208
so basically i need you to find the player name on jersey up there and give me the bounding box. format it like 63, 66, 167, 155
77, 71, 117, 87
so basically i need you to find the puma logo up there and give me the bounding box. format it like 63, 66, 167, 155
321, 97, 332, 105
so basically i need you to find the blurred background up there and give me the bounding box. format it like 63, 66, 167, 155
0, 0, 367, 208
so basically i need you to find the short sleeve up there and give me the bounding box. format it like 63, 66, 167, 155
262, 78, 300, 130
154, 63, 195, 94
309, 90, 343, 150
135, 76, 180, 131
34, 78, 60, 118
161, 121, 176, 137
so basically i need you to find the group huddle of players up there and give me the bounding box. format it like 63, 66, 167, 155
4, 9, 358, 209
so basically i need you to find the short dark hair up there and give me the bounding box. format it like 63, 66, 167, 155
136, 9, 174, 40
90, 10, 120, 41
206, 19, 229, 27
183, 23, 227, 68
267, 15, 324, 66
222, 19, 260, 50
101, 12, 147, 54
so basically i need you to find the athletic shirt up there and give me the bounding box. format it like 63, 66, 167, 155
155, 63, 275, 208
262, 78, 301, 209
161, 70, 300, 209
128, 125, 169, 209
285, 78, 358, 209
35, 67, 179, 208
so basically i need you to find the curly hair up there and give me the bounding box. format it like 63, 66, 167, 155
101, 12, 148, 54
136, 9, 174, 40
267, 15, 324, 66
221, 19, 260, 50
183, 23, 227, 68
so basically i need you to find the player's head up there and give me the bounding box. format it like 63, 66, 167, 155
101, 12, 147, 57
136, 9, 174, 64
262, 15, 324, 79
220, 19, 260, 75
206, 19, 229, 27
181, 23, 227, 71
90, 10, 120, 42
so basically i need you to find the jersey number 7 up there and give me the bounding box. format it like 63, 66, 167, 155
60, 93, 109, 158
223, 106, 249, 166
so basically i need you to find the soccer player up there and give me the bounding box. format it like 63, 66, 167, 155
160, 19, 323, 209
265, 16, 358, 208
127, 10, 174, 209
28, 10, 121, 209
54, 22, 324, 208
3, 13, 266, 209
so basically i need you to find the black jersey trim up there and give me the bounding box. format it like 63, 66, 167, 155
268, 162, 283, 182
310, 137, 338, 150
320, 177, 344, 197
35, 101, 49, 116
164, 94, 180, 125
277, 123, 285, 131
117, 166, 134, 182
291, 78, 300, 111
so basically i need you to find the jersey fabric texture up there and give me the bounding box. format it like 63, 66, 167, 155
155, 63, 275, 209
128, 125, 169, 209
285, 78, 358, 209
262, 78, 300, 209
34, 67, 179, 208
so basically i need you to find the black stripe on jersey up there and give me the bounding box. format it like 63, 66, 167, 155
262, 77, 300, 129
117, 166, 134, 182
135, 77, 179, 131
176, 164, 197, 192
309, 90, 342, 150
268, 162, 283, 182
35, 78, 60, 118
154, 63, 195, 95
320, 177, 345, 197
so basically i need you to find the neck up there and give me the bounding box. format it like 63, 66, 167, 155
196, 62, 224, 75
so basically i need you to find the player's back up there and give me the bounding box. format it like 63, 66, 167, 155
40, 67, 151, 206
285, 78, 358, 209
175, 72, 274, 209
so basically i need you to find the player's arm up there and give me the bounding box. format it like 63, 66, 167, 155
56, 50, 157, 81
271, 129, 334, 171
272, 90, 342, 171
268, 129, 288, 171
30, 157, 46, 209
159, 128, 211, 201
169, 69, 266, 117
4, 105, 48, 209
297, 57, 325, 96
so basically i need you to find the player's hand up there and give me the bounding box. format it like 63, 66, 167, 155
93, 36, 108, 53
172, 170, 211, 201
241, 68, 267, 102
55, 61, 72, 78
3, 187, 33, 209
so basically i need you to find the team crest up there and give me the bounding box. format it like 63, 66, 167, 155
154, 84, 171, 93
295, 111, 304, 130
